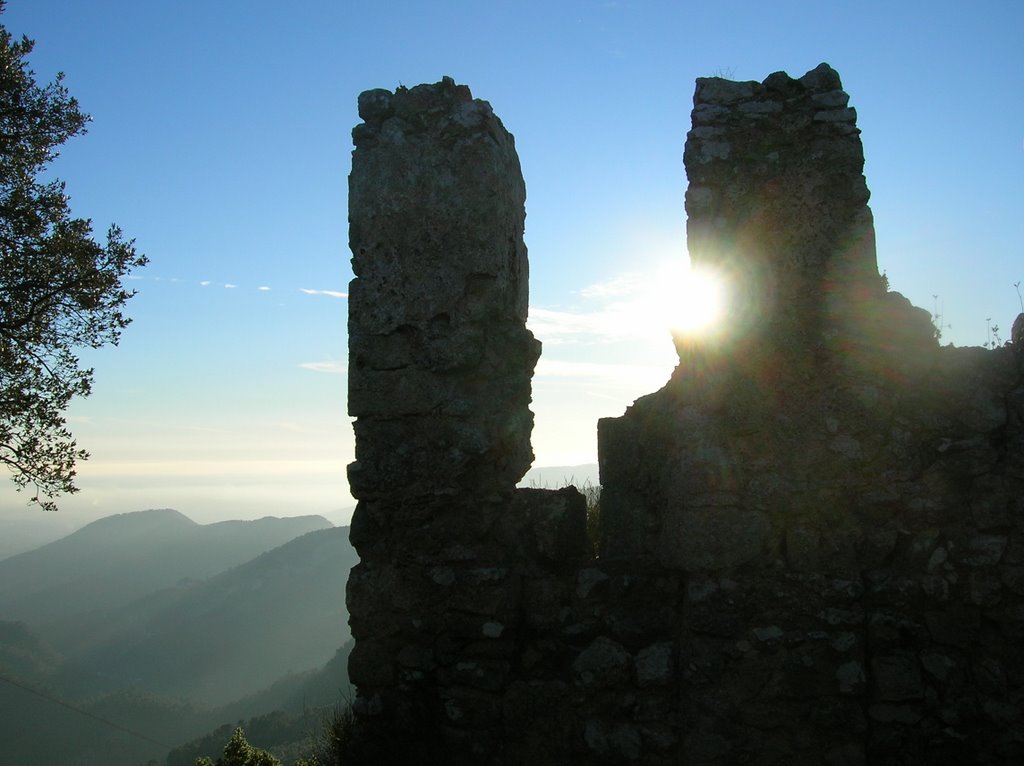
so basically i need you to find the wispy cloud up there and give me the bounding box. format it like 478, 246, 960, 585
530, 260, 724, 348
300, 288, 348, 299
578, 273, 645, 299
536, 359, 633, 378
528, 307, 620, 342
535, 358, 672, 391
528, 271, 658, 345
300, 361, 347, 374
528, 302, 664, 345
127, 276, 356, 301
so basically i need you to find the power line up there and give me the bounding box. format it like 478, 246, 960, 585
0, 671, 176, 750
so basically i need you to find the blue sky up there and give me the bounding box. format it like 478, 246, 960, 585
1, 0, 1021, 526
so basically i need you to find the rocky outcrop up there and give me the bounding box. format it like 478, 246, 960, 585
345, 68, 1024, 764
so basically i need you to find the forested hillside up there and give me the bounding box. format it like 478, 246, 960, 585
0, 511, 358, 766
0, 510, 332, 623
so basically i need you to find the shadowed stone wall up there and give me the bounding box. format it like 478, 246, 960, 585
346, 68, 1024, 764
347, 76, 537, 507
345, 77, 588, 760
598, 63, 1024, 765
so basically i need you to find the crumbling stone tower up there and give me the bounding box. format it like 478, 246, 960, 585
685, 64, 891, 356
346, 77, 586, 759
347, 76, 537, 509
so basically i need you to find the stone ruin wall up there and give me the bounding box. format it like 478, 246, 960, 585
345, 68, 1024, 764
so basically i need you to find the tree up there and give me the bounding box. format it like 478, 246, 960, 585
195, 728, 283, 766
0, 3, 146, 510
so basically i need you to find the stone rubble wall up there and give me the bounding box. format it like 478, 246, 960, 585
345, 77, 589, 759
346, 69, 1024, 764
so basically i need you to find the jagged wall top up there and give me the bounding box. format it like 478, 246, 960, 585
349, 77, 530, 327
682, 63, 928, 363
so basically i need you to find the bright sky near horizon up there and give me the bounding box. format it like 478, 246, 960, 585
0, 0, 1021, 528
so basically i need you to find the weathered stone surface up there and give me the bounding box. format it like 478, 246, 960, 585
635, 642, 674, 687
572, 636, 632, 689
584, 719, 642, 761
871, 653, 925, 701
348, 75, 539, 502
658, 507, 770, 570
593, 62, 1024, 765
346, 77, 549, 762
507, 487, 588, 564
951, 533, 1008, 566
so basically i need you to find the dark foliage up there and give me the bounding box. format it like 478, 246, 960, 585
0, 1, 146, 509
188, 720, 291, 766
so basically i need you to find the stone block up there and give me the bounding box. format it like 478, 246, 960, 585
786, 525, 820, 571
635, 642, 675, 687
925, 604, 980, 647
584, 719, 642, 761
694, 77, 758, 104
952, 534, 1008, 567
870, 653, 925, 701
572, 636, 632, 689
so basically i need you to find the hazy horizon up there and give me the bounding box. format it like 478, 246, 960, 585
0, 461, 602, 559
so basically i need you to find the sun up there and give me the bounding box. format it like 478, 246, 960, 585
646, 261, 727, 339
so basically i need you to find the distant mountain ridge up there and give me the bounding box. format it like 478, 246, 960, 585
0, 509, 333, 624
52, 525, 358, 705
0, 511, 358, 766
0, 514, 80, 561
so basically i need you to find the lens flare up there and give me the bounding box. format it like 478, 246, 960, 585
675, 266, 726, 336
645, 261, 727, 339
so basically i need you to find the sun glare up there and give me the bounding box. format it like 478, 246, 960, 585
648, 261, 726, 339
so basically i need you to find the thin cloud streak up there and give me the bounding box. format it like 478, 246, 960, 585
577, 272, 645, 299
530, 270, 655, 344
535, 358, 672, 390
528, 304, 658, 344
300, 361, 347, 374
300, 288, 348, 298
528, 307, 610, 340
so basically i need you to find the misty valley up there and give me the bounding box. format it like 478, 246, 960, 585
0, 510, 359, 765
